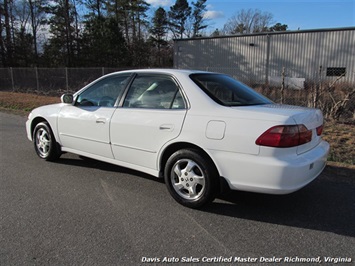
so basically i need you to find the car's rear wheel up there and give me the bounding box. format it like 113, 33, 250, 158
164, 149, 219, 208
33, 122, 61, 161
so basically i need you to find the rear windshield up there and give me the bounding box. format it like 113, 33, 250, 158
190, 73, 272, 106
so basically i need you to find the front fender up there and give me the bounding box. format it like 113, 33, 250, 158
26, 103, 65, 142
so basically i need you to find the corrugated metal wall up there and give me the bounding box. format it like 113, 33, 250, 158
174, 28, 355, 86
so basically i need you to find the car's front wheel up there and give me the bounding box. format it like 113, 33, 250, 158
33, 122, 61, 161
164, 149, 219, 208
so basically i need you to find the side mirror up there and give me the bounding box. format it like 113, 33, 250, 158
61, 94, 74, 104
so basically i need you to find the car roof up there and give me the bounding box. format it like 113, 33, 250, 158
112, 68, 211, 76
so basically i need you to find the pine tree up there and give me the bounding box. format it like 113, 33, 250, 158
43, 0, 78, 66
191, 0, 207, 37
269, 23, 288, 32
168, 0, 191, 39
149, 7, 169, 66
13, 26, 34, 66
150, 7, 168, 44
81, 16, 128, 67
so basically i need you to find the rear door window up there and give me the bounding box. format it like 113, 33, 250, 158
123, 75, 186, 109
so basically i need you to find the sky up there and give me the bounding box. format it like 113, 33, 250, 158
146, 0, 355, 32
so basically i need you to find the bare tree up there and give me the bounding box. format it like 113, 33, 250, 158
223, 8, 273, 34
24, 0, 47, 63
326, 72, 355, 120
329, 87, 355, 120
13, 0, 30, 30
0, 3, 5, 65
2, 0, 14, 66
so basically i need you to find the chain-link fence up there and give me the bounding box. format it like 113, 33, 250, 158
0, 67, 132, 95
0, 67, 354, 122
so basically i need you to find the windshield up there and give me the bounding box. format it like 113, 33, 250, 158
190, 73, 272, 106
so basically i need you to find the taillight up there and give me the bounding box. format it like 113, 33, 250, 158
256, 125, 312, 148
316, 125, 323, 136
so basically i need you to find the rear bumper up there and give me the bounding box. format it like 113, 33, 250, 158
211, 140, 330, 194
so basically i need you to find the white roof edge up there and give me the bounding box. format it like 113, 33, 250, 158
106, 68, 210, 76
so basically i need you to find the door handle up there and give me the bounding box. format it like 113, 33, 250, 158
96, 118, 106, 124
159, 124, 174, 131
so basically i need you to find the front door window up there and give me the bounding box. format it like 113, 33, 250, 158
76, 74, 131, 107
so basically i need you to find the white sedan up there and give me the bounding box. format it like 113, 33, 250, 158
26, 69, 330, 208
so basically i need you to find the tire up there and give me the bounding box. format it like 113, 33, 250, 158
164, 149, 219, 208
33, 122, 61, 161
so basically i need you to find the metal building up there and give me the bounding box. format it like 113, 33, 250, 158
174, 27, 355, 89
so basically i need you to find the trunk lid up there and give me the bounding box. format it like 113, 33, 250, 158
232, 104, 324, 154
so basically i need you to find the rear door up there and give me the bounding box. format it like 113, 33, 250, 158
110, 74, 187, 170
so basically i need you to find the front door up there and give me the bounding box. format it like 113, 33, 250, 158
57, 73, 131, 158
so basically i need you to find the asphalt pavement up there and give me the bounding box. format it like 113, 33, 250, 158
1, 112, 354, 265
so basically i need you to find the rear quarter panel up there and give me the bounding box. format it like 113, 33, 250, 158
175, 106, 291, 156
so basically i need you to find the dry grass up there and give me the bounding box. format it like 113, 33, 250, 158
323, 121, 355, 165
1, 91, 354, 165
0, 91, 60, 114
